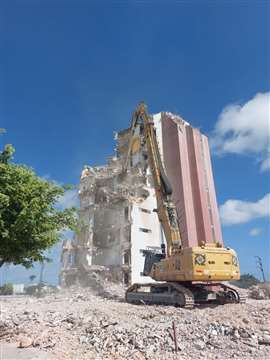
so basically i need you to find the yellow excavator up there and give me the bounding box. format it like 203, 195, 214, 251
125, 103, 245, 308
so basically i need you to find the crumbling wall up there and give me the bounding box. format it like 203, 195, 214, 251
60, 123, 163, 286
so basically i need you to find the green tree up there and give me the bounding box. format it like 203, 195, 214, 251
0, 144, 15, 164
0, 132, 77, 268
0, 283, 13, 295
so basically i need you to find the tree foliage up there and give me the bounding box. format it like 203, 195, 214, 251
0, 144, 15, 164
0, 283, 13, 295
0, 132, 77, 268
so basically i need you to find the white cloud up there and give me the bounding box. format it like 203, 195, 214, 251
249, 227, 263, 237
260, 155, 270, 172
219, 193, 270, 225
210, 92, 270, 172
57, 189, 79, 210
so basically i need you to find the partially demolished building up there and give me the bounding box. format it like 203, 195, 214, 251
60, 111, 222, 287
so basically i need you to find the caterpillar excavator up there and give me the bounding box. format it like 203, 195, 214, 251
125, 103, 245, 308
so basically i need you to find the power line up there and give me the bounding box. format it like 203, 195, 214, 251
255, 256, 266, 282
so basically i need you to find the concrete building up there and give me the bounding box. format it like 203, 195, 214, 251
60, 111, 222, 286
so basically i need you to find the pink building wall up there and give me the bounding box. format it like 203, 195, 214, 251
161, 113, 223, 248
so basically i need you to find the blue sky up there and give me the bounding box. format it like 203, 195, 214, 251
0, 1, 269, 284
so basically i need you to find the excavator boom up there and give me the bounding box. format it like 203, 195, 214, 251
126, 103, 181, 256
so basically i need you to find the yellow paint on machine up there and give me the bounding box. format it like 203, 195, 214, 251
150, 243, 240, 282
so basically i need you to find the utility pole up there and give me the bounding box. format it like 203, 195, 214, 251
255, 256, 266, 282
38, 261, 45, 296
39, 261, 45, 285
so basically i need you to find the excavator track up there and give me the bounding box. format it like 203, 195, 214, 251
126, 282, 246, 308
170, 282, 195, 308
125, 282, 195, 309
219, 283, 247, 304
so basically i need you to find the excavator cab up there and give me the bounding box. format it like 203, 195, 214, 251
141, 248, 166, 277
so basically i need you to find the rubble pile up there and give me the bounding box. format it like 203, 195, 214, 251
80, 266, 125, 300
249, 283, 270, 300
1, 286, 270, 360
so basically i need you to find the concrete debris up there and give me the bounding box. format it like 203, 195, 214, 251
0, 286, 270, 360
18, 336, 33, 348
249, 283, 270, 300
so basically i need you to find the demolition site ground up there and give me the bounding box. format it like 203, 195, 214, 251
0, 282, 270, 360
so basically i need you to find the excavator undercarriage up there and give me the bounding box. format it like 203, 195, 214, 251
126, 282, 246, 309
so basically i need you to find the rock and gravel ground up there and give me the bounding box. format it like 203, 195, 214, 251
0, 284, 270, 360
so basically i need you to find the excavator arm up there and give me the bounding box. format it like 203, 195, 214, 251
125, 102, 181, 257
